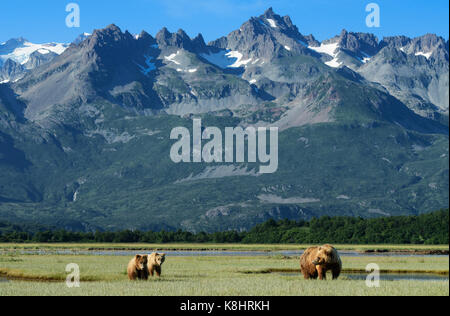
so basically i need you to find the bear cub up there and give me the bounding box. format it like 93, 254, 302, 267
147, 252, 166, 277
127, 254, 149, 280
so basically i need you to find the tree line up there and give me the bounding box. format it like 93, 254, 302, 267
0, 209, 448, 244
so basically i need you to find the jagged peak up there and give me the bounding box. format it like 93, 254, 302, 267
282, 15, 294, 28
176, 29, 189, 37
193, 33, 206, 46
157, 27, 170, 37
137, 30, 151, 38
99, 24, 122, 34
263, 7, 276, 18
154, 27, 207, 53
259, 7, 285, 25
90, 24, 131, 41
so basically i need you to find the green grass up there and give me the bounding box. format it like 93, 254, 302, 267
0, 249, 448, 296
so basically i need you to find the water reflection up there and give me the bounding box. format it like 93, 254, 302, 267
278, 272, 449, 282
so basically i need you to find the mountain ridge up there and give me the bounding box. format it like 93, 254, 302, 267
0, 8, 448, 232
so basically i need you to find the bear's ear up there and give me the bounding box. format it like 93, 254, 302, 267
135, 255, 141, 259
161, 253, 166, 257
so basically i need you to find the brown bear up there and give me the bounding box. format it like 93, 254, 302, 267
147, 252, 166, 277
300, 244, 342, 280
127, 254, 149, 280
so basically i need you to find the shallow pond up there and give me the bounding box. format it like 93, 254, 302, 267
345, 273, 448, 282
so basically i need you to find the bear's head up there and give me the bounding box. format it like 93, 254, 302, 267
154, 253, 166, 266
135, 255, 148, 270
312, 245, 335, 266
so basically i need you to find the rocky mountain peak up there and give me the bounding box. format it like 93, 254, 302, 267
72, 33, 92, 45
208, 7, 312, 59
380, 34, 448, 61
332, 29, 380, 56
257, 8, 298, 33
262, 7, 276, 18
0, 38, 28, 52
136, 30, 154, 42
155, 27, 205, 52
192, 33, 207, 51
85, 24, 134, 50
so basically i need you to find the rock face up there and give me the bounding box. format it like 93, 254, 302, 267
0, 59, 25, 82
0, 8, 448, 232
325, 29, 380, 57
359, 37, 449, 117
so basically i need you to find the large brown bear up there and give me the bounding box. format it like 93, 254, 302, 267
147, 253, 166, 277
300, 244, 342, 280
127, 254, 149, 280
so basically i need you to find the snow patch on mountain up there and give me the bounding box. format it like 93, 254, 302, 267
360, 52, 372, 63
266, 18, 277, 28
164, 51, 182, 65
308, 42, 343, 68
415, 51, 432, 59
308, 42, 339, 57
176, 68, 198, 73
0, 40, 68, 65
325, 58, 342, 68
201, 50, 252, 69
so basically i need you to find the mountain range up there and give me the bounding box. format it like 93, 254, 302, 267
0, 8, 448, 232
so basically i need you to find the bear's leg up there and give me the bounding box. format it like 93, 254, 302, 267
302, 271, 310, 280
128, 271, 137, 280
155, 266, 162, 277
332, 266, 341, 280
149, 265, 154, 277
317, 266, 326, 280
142, 268, 149, 280
310, 269, 318, 280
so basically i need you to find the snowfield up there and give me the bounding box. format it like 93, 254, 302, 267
0, 40, 68, 65
201, 50, 252, 68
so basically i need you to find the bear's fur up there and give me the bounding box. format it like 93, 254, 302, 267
147, 253, 166, 277
127, 254, 149, 280
300, 244, 342, 280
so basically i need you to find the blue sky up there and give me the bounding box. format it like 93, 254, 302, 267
1, 0, 449, 44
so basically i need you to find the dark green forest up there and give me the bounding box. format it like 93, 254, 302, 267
0, 209, 448, 244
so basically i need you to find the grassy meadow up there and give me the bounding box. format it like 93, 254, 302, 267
0, 244, 448, 296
